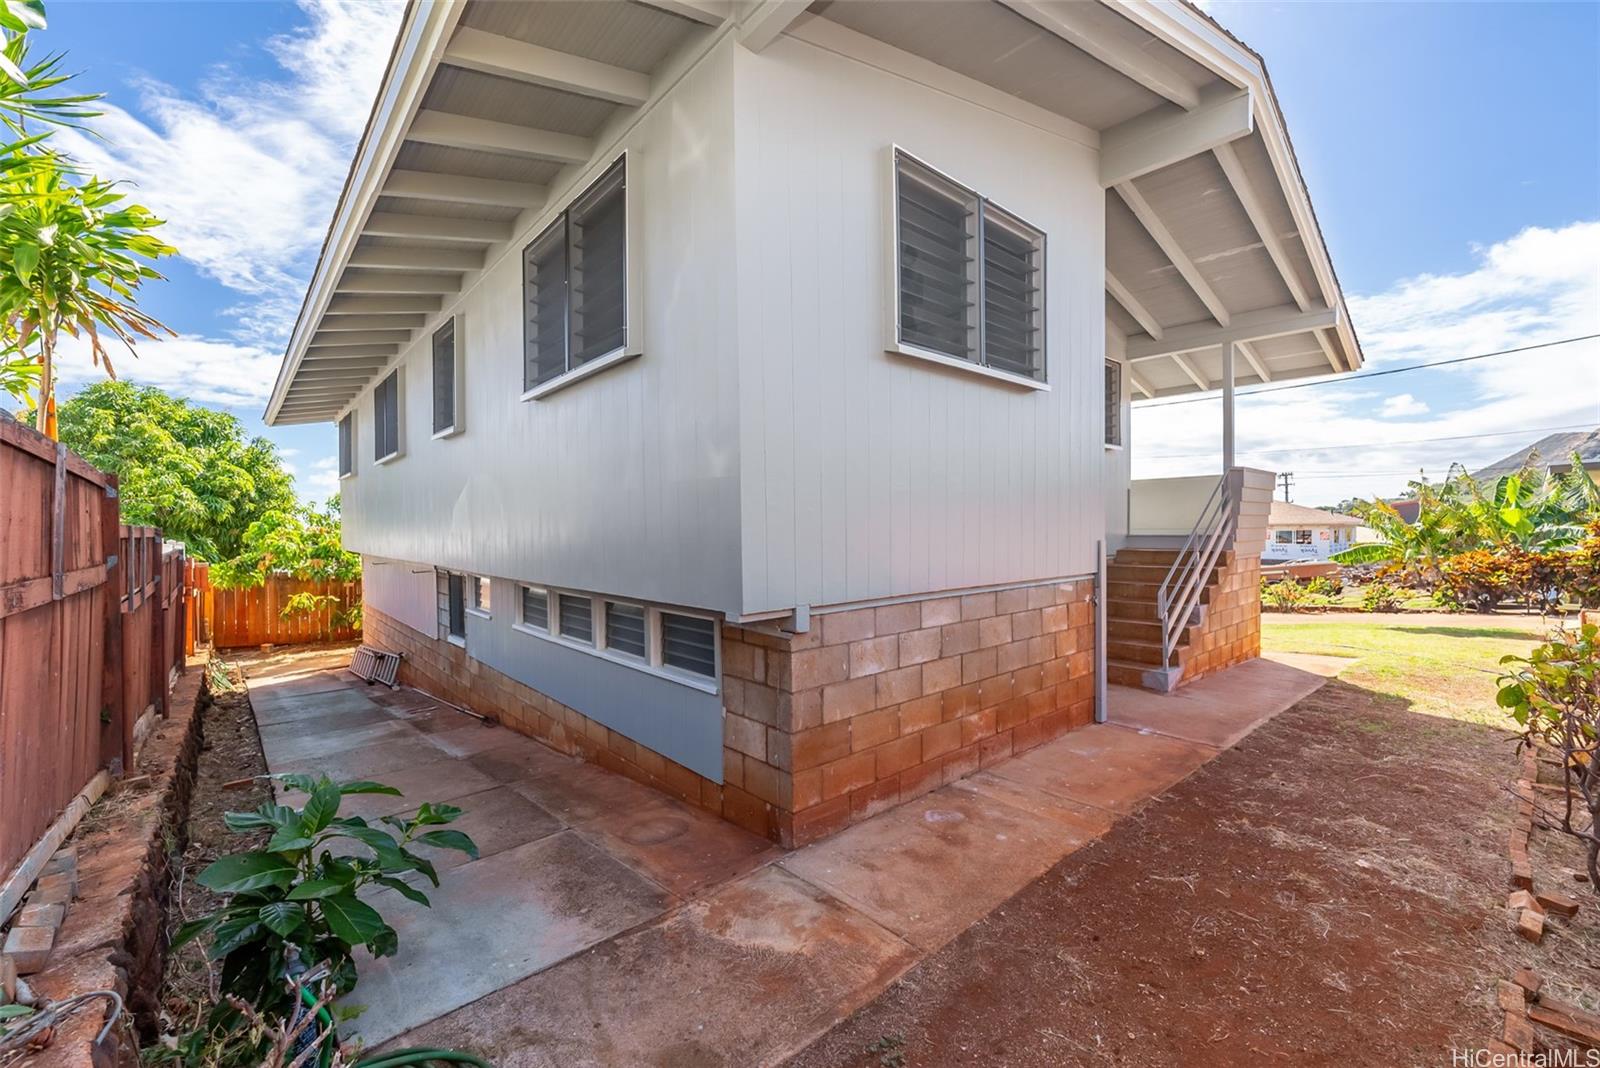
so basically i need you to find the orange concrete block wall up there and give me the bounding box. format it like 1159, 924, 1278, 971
1178, 555, 1262, 685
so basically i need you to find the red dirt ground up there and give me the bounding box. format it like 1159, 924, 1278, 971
787, 677, 1593, 1067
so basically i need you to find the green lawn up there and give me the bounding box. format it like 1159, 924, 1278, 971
1261, 615, 1551, 729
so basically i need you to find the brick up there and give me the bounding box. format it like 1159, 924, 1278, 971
899, 694, 943, 734
941, 620, 980, 657
1508, 889, 1543, 914
741, 680, 781, 727
875, 734, 923, 779
793, 768, 823, 810
791, 795, 851, 846
978, 673, 1014, 711
978, 615, 1012, 649
762, 650, 788, 689
960, 592, 996, 620
979, 730, 1014, 767
849, 635, 900, 678
1026, 585, 1055, 610
1011, 609, 1042, 640
898, 759, 944, 803
995, 697, 1027, 733
822, 608, 876, 646
1535, 890, 1581, 918
821, 751, 877, 800
32, 872, 72, 905
724, 714, 766, 761
793, 721, 851, 770
995, 587, 1029, 614
2, 924, 52, 974
723, 748, 745, 789
921, 719, 962, 760
850, 778, 901, 821
961, 707, 998, 747
17, 902, 64, 930
766, 727, 793, 771
920, 596, 962, 627
942, 682, 980, 721
851, 707, 900, 752
1042, 604, 1071, 633
722, 785, 774, 839
961, 648, 997, 685
1497, 980, 1528, 1014
792, 645, 850, 690
898, 627, 942, 666
874, 602, 922, 635
791, 690, 823, 732
996, 639, 1029, 674
1516, 909, 1545, 944
822, 677, 877, 723
876, 665, 922, 707
942, 743, 980, 784
722, 640, 760, 682
743, 758, 790, 808
921, 656, 962, 695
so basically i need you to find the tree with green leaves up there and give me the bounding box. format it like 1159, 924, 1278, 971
57, 382, 297, 562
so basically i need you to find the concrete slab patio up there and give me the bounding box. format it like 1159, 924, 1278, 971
235, 646, 1332, 1062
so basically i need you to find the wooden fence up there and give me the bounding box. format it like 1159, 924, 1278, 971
188, 563, 361, 650
0, 418, 186, 879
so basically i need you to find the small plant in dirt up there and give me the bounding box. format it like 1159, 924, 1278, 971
174, 774, 478, 1018
1262, 580, 1310, 612
1305, 575, 1341, 599
1360, 582, 1403, 612
1497, 621, 1600, 888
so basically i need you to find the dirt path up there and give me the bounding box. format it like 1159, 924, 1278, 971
786, 677, 1541, 1067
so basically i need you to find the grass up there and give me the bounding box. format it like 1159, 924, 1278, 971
1261, 614, 1551, 729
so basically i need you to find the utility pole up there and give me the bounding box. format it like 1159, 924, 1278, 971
1279, 471, 1294, 502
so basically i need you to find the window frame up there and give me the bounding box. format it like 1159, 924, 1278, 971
1274, 529, 1294, 544
514, 586, 720, 694
373, 367, 404, 465
1104, 359, 1123, 449
337, 411, 355, 479
443, 571, 467, 646
1295, 529, 1314, 545
515, 584, 550, 635
467, 574, 491, 618
431, 315, 465, 439
520, 152, 642, 403
885, 146, 1049, 392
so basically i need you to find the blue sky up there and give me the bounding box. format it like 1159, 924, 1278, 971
45, 0, 1600, 507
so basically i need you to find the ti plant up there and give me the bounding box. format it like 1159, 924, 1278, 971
1497, 622, 1600, 889
175, 774, 478, 1017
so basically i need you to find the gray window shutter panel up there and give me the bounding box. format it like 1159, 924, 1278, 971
524, 220, 569, 389
896, 159, 976, 361
982, 214, 1042, 378
521, 586, 548, 629
661, 613, 716, 677
569, 161, 627, 367
606, 602, 647, 658
559, 594, 593, 644
432, 319, 455, 434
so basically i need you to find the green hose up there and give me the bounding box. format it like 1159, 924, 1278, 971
296, 985, 492, 1068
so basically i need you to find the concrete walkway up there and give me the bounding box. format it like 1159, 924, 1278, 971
238, 647, 1334, 1063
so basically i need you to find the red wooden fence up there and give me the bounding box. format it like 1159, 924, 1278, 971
0, 418, 186, 879
191, 567, 361, 650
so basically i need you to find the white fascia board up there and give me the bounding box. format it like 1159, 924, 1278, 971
1126, 303, 1336, 361
1001, 0, 1201, 110
1099, 87, 1252, 187
268, 0, 466, 426
633, 0, 730, 26
443, 28, 651, 106
1104, 0, 1362, 370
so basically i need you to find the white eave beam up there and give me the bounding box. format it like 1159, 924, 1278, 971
1170, 352, 1210, 391
309, 330, 412, 348
1238, 339, 1272, 382
1126, 366, 1156, 400
335, 271, 461, 295
999, 0, 1201, 110
408, 109, 592, 164
1115, 181, 1231, 327
362, 212, 508, 244
1105, 271, 1163, 340
443, 28, 651, 106
1212, 141, 1312, 312
1314, 327, 1344, 373
384, 169, 545, 210
634, 0, 730, 25
317, 313, 425, 331
738, 0, 810, 52
326, 295, 443, 315
348, 246, 484, 272
1127, 303, 1337, 361
1099, 88, 1252, 187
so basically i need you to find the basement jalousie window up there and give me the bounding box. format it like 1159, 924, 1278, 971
518, 584, 549, 631
512, 583, 721, 690
893, 150, 1045, 384
523, 157, 628, 394
373, 369, 401, 463
337, 412, 353, 478
444, 572, 466, 642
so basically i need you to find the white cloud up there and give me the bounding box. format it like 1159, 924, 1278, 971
1133, 220, 1600, 505
287, 455, 342, 506
1379, 393, 1429, 418
55, 333, 281, 409
52, 0, 402, 345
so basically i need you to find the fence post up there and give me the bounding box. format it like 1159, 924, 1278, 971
99, 477, 128, 774
150, 534, 167, 717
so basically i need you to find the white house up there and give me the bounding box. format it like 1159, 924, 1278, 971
1262, 501, 1363, 562
267, 0, 1362, 846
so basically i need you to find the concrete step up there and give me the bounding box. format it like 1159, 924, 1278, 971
1107, 658, 1183, 693
1107, 579, 1214, 605
1112, 547, 1235, 568
1106, 562, 1224, 586
1107, 616, 1163, 643
1107, 637, 1188, 668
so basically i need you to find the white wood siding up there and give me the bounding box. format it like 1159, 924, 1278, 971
1104, 319, 1131, 551
341, 42, 742, 613
731, 33, 1106, 616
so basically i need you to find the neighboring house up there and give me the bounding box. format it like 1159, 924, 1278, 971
1386, 498, 1421, 525
267, 0, 1361, 847
1471, 427, 1600, 482
1262, 502, 1363, 562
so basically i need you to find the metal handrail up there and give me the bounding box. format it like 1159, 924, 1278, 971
1156, 473, 1234, 663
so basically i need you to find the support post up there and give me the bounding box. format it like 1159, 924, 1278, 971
99, 477, 128, 774
1094, 541, 1108, 724
1221, 339, 1236, 473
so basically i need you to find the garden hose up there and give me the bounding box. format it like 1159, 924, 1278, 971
296, 986, 491, 1068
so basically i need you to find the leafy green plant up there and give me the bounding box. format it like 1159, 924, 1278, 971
1261, 579, 1309, 612
1306, 575, 1341, 599
1360, 583, 1403, 613
175, 774, 477, 1017
1497, 622, 1600, 888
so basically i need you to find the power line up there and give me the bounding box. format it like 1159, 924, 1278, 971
1132, 333, 1600, 409
1142, 421, 1598, 463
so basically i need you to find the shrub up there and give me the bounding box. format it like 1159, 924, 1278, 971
1497, 622, 1600, 889
1306, 575, 1342, 599
1262, 580, 1309, 612
175, 775, 477, 1018
1360, 583, 1403, 612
